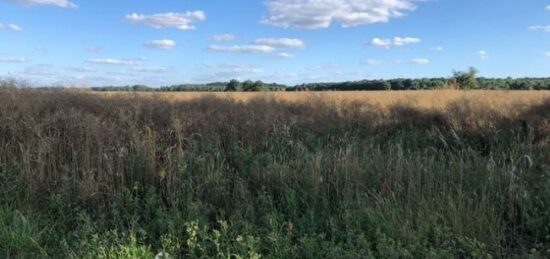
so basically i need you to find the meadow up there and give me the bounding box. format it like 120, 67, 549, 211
1, 87, 550, 258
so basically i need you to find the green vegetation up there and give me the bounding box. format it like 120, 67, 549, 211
0, 88, 549, 258
90, 77, 550, 92
452, 67, 479, 90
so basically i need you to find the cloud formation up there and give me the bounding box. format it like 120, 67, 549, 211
3, 0, 77, 8
207, 45, 276, 54
364, 59, 383, 65
261, 0, 418, 29
430, 46, 443, 51
276, 52, 295, 59
144, 39, 176, 50
213, 34, 236, 42
528, 25, 550, 32
0, 57, 26, 63
126, 12, 206, 30
254, 38, 305, 48
477, 50, 489, 60
130, 67, 170, 73
410, 58, 429, 65
369, 37, 420, 48
86, 58, 144, 66
0, 23, 22, 31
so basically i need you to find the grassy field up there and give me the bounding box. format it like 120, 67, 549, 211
100, 90, 550, 108
1, 88, 550, 258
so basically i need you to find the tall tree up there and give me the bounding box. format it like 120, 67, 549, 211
453, 67, 479, 89
225, 79, 241, 92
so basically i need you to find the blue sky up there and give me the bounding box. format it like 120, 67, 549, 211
0, 0, 549, 86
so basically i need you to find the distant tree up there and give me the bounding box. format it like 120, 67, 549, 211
225, 79, 241, 92
242, 80, 256, 92
452, 67, 479, 89
250, 80, 265, 92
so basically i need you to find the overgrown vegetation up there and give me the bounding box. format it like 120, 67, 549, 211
0, 87, 549, 258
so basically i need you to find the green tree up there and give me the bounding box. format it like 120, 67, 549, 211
452, 67, 479, 89
242, 80, 255, 92
225, 79, 241, 92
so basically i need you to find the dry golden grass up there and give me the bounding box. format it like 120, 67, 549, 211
97, 90, 550, 110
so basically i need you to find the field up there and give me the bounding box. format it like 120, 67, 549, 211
1, 88, 550, 258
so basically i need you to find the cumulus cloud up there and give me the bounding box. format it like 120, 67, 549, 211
126, 11, 206, 30
213, 34, 236, 42
254, 38, 305, 48
430, 46, 443, 51
410, 58, 429, 65
261, 0, 418, 29
477, 50, 489, 60
207, 45, 276, 54
369, 37, 420, 48
3, 0, 77, 8
528, 25, 550, 32
0, 23, 22, 32
144, 39, 176, 50
276, 52, 295, 59
86, 58, 144, 66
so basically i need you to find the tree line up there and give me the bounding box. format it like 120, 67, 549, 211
88, 68, 550, 92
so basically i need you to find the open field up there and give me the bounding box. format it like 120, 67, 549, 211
98, 90, 550, 109
1, 88, 550, 258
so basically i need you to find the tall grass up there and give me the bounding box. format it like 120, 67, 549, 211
0, 88, 549, 258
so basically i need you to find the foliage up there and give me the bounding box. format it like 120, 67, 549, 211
452, 67, 479, 89
90, 74, 550, 92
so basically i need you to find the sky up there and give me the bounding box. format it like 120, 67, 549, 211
0, 0, 549, 87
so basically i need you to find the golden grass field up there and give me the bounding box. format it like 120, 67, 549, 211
98, 90, 550, 111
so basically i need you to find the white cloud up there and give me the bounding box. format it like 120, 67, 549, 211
276, 52, 295, 59
477, 50, 489, 60
528, 25, 550, 32
254, 38, 305, 48
261, 0, 418, 29
144, 39, 176, 50
546, 5, 550, 11
130, 67, 170, 73
213, 34, 236, 42
545, 52, 550, 58
0, 23, 22, 32
7, 24, 22, 31
4, 0, 77, 8
364, 59, 383, 65
0, 57, 26, 63
69, 67, 96, 72
86, 58, 144, 66
126, 12, 206, 30
207, 45, 276, 54
430, 46, 443, 51
369, 37, 420, 48
410, 58, 429, 65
